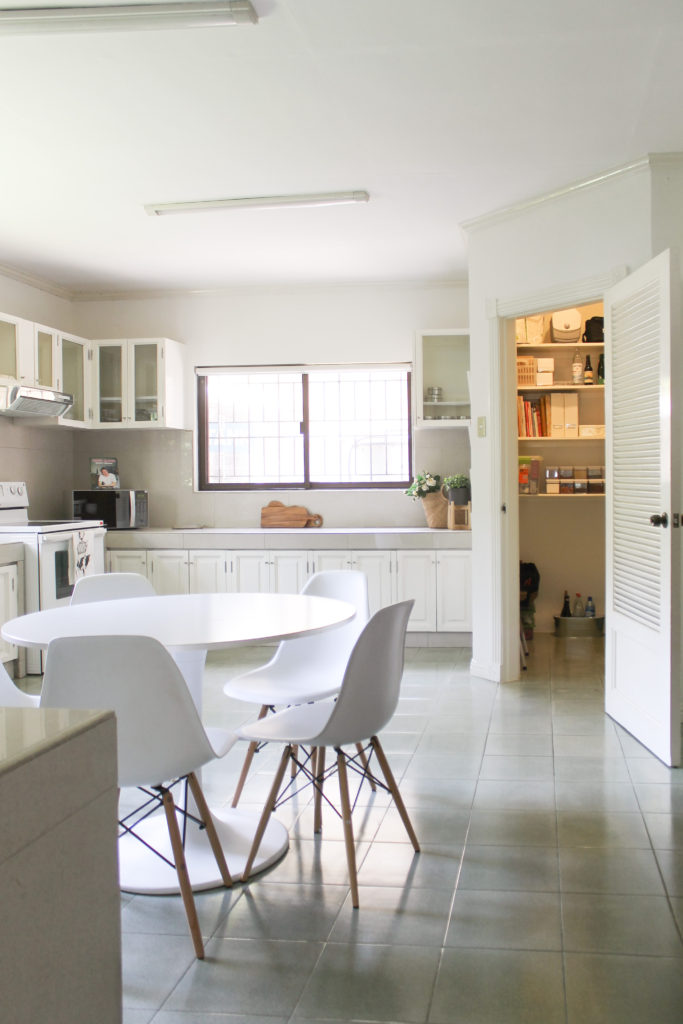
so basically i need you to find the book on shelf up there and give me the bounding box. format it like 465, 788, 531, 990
518, 394, 552, 437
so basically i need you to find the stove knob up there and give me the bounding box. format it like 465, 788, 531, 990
16, 484, 24, 495
9, 485, 15, 494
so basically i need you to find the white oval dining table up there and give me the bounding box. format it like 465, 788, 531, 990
2, 591, 356, 894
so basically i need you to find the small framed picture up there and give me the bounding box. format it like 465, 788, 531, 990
90, 457, 119, 488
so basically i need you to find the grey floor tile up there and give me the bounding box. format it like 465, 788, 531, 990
122, 932, 197, 1010
561, 893, 683, 955
554, 756, 631, 782
162, 937, 323, 1016
153, 1015, 287, 1024
559, 847, 666, 895
472, 779, 556, 811
643, 811, 683, 849
655, 848, 683, 895
557, 810, 652, 848
121, 887, 241, 938
429, 948, 566, 1024
467, 808, 557, 847
445, 889, 563, 950
373, 805, 469, 845
565, 952, 683, 1024
358, 841, 463, 891
213, 881, 347, 941
634, 783, 683, 813
328, 884, 452, 946
478, 754, 555, 780
294, 942, 441, 1022
483, 733, 553, 756
458, 844, 560, 892
555, 780, 640, 813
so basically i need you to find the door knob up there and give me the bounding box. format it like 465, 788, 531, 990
649, 512, 669, 528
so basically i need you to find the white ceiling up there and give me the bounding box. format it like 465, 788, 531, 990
1, 0, 683, 296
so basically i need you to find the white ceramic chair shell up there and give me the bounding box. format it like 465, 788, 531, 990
235, 600, 419, 907
40, 634, 237, 959
70, 571, 156, 604
223, 570, 370, 806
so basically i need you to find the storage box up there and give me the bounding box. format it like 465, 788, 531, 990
564, 393, 579, 438
586, 466, 602, 478
519, 455, 543, 494
559, 480, 575, 494
551, 308, 582, 343
545, 480, 560, 494
536, 357, 555, 372
573, 467, 587, 480
587, 479, 605, 494
554, 614, 605, 637
559, 466, 574, 479
536, 371, 554, 386
578, 424, 605, 438
545, 466, 559, 479
550, 394, 565, 438
574, 480, 588, 494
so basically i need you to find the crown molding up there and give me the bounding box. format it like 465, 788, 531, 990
0, 261, 73, 301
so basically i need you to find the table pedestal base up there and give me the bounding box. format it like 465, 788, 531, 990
119, 807, 288, 894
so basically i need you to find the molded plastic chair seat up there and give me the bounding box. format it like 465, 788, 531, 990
40, 633, 237, 959
235, 600, 419, 907
0, 661, 39, 707
70, 571, 156, 604
224, 570, 370, 806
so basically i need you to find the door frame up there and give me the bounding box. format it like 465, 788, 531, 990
490, 267, 628, 682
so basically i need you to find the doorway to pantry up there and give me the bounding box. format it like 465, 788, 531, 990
514, 303, 606, 641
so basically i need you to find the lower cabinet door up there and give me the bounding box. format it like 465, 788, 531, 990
395, 551, 437, 631
0, 563, 18, 663
188, 550, 230, 593
148, 550, 189, 595
268, 551, 308, 594
351, 551, 396, 619
436, 551, 472, 631
107, 550, 148, 576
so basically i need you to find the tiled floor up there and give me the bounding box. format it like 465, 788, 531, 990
121, 635, 683, 1024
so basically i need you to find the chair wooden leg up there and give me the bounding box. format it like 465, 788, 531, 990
187, 772, 233, 888
337, 750, 359, 908
371, 736, 420, 852
231, 704, 269, 807
355, 742, 377, 791
291, 744, 299, 778
242, 744, 292, 882
313, 746, 325, 834
161, 789, 204, 960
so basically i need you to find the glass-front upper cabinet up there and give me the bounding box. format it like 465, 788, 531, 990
414, 329, 471, 428
34, 325, 59, 389
0, 314, 35, 384
57, 332, 92, 428
93, 337, 186, 429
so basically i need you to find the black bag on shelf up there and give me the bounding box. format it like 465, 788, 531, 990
582, 316, 604, 343
520, 561, 540, 607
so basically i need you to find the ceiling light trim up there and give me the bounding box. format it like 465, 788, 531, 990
144, 191, 371, 216
0, 1, 258, 33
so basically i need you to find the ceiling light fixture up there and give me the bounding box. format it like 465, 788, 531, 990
0, 1, 258, 33
144, 191, 371, 216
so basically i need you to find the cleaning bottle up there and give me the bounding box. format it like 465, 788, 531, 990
561, 591, 572, 617
572, 593, 584, 616
585, 596, 596, 618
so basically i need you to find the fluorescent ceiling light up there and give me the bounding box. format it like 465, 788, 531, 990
145, 191, 371, 216
0, 1, 258, 33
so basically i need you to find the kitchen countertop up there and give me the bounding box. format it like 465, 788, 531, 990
106, 527, 472, 551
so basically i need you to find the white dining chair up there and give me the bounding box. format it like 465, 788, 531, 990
223, 570, 370, 808
0, 660, 39, 707
40, 633, 237, 959
235, 600, 419, 908
70, 571, 155, 604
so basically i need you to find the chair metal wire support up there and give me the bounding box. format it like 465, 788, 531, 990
118, 778, 206, 871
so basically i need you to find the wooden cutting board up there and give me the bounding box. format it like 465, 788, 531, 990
260, 501, 323, 528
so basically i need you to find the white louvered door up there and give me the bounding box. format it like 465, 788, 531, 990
604, 250, 681, 767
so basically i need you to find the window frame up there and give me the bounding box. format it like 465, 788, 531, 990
197, 363, 413, 491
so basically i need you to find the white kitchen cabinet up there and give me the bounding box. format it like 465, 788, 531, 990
148, 550, 189, 594
34, 325, 60, 390
0, 313, 35, 385
107, 549, 149, 576
57, 331, 92, 428
188, 550, 232, 593
395, 550, 437, 630
94, 337, 185, 429
231, 550, 309, 594
311, 550, 396, 617
436, 550, 472, 631
0, 563, 19, 663
414, 329, 470, 429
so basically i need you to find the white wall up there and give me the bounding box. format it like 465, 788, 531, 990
71, 280, 471, 528
465, 158, 663, 680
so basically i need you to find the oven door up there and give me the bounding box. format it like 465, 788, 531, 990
38, 527, 107, 609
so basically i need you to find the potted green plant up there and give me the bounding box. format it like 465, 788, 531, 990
443, 473, 471, 505
405, 472, 447, 527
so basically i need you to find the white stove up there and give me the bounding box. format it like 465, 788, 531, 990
0, 481, 106, 673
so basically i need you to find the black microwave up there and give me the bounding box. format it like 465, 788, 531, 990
73, 489, 148, 529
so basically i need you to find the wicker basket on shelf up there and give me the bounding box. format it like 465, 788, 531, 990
421, 490, 448, 528
516, 356, 536, 387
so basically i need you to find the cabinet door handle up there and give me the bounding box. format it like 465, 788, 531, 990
650, 512, 668, 528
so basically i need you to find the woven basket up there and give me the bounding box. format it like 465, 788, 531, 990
421, 490, 448, 528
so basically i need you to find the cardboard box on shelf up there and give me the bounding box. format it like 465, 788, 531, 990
564, 393, 579, 438
550, 393, 565, 438
536, 371, 554, 386
578, 424, 605, 438
536, 357, 555, 372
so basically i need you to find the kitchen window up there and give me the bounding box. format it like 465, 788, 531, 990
197, 364, 412, 490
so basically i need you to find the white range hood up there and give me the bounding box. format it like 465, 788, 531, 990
0, 384, 73, 418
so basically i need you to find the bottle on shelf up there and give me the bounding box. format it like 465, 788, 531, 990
572, 350, 583, 384
561, 590, 572, 617
597, 353, 605, 384
572, 593, 584, 616
583, 355, 594, 385
585, 596, 596, 617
